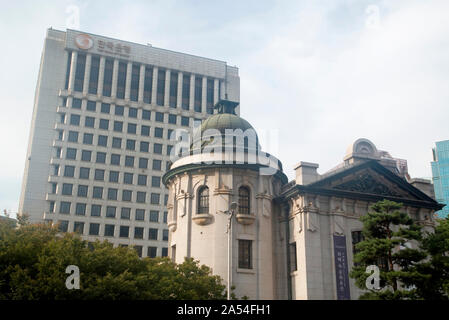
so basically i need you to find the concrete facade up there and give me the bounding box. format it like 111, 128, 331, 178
19, 28, 239, 258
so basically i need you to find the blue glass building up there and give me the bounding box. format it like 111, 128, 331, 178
431, 140, 449, 218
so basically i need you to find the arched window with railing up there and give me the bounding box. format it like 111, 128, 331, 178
238, 186, 250, 215
197, 186, 209, 214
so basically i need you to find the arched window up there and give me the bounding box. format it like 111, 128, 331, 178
197, 186, 209, 214
238, 186, 250, 215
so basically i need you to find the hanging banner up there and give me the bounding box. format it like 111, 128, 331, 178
333, 234, 351, 300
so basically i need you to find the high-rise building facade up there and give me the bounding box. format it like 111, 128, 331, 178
18, 28, 240, 257
431, 140, 449, 218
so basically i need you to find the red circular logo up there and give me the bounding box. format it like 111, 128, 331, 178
75, 34, 93, 50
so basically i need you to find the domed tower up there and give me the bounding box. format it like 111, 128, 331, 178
162, 100, 287, 299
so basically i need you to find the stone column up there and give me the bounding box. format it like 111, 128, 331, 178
67, 51, 78, 92
82, 53, 91, 96
138, 64, 145, 102
111, 59, 119, 98
177, 71, 183, 108
151, 66, 158, 105
124, 61, 132, 100
213, 78, 219, 105
164, 69, 171, 107
97, 56, 105, 97
201, 76, 207, 113
189, 74, 195, 110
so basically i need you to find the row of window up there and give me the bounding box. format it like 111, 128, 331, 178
55, 165, 162, 187
61, 100, 197, 128
65, 52, 217, 114
55, 147, 169, 171
50, 201, 167, 221
197, 186, 250, 215
57, 130, 173, 155
50, 183, 163, 204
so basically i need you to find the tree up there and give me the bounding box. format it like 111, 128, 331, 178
349, 200, 428, 300
0, 220, 228, 300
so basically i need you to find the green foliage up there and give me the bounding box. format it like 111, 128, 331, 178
0, 220, 228, 300
349, 200, 429, 300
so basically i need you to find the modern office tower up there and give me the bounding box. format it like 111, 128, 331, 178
431, 140, 449, 218
18, 28, 240, 257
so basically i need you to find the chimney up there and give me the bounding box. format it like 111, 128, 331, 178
294, 162, 319, 185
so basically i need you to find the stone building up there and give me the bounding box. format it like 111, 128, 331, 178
163, 102, 442, 300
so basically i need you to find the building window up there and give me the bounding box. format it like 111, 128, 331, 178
126, 139, 136, 151
92, 186, 103, 199
169, 72, 178, 107
163, 211, 168, 223
139, 158, 148, 169
134, 227, 144, 239
104, 224, 115, 237
127, 123, 137, 134
148, 246, 157, 258
121, 207, 131, 220
110, 154, 121, 166
116, 62, 127, 99
49, 201, 55, 213
113, 121, 123, 132
133, 245, 143, 257
289, 242, 297, 272
99, 119, 109, 130
206, 78, 214, 114
122, 190, 132, 202
64, 165, 75, 177
84, 116, 94, 128
153, 159, 161, 171
352, 231, 364, 266
102, 59, 113, 97
168, 114, 177, 124
150, 193, 160, 205
74, 221, 85, 234
91, 204, 101, 217
140, 141, 149, 152
74, 53, 86, 92
70, 114, 80, 126
58, 220, 69, 233
157, 69, 165, 106
109, 171, 119, 183
106, 206, 116, 218
77, 185, 88, 197
150, 176, 159, 187
197, 186, 209, 214
86, 100, 96, 111
129, 107, 138, 118
123, 172, 133, 184
108, 188, 118, 201
75, 203, 86, 216
143, 66, 153, 104
136, 192, 146, 203
182, 74, 190, 110
136, 209, 145, 221
112, 137, 122, 149
130, 64, 140, 102
72, 98, 82, 109
238, 240, 252, 269
115, 105, 124, 116
162, 247, 168, 257
141, 125, 150, 136
149, 210, 159, 222
149, 228, 158, 240
64, 51, 72, 89
194, 76, 202, 112
89, 223, 100, 236
119, 226, 129, 238
138, 175, 148, 186
96, 152, 106, 164
162, 229, 169, 241
154, 127, 163, 138
79, 167, 90, 179
83, 133, 93, 145
81, 150, 91, 162
59, 201, 71, 214
153, 143, 162, 154
88, 55, 100, 94
238, 186, 250, 215
125, 156, 134, 167
62, 183, 73, 196
101, 103, 110, 114
98, 135, 108, 147
142, 109, 151, 120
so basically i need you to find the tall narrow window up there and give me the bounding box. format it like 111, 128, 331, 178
157, 69, 165, 106
197, 186, 209, 214
289, 242, 297, 272
88, 55, 100, 94
238, 186, 250, 215
238, 240, 252, 269
143, 66, 153, 103
116, 61, 127, 99
64, 51, 72, 89
169, 72, 178, 107
194, 76, 202, 112
206, 78, 214, 114
182, 74, 190, 110
74, 53, 86, 92
102, 59, 114, 97
130, 64, 140, 101
351, 231, 363, 266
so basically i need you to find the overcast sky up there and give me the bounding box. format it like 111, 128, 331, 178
1, 0, 448, 216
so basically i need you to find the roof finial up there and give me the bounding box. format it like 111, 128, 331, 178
213, 99, 239, 115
